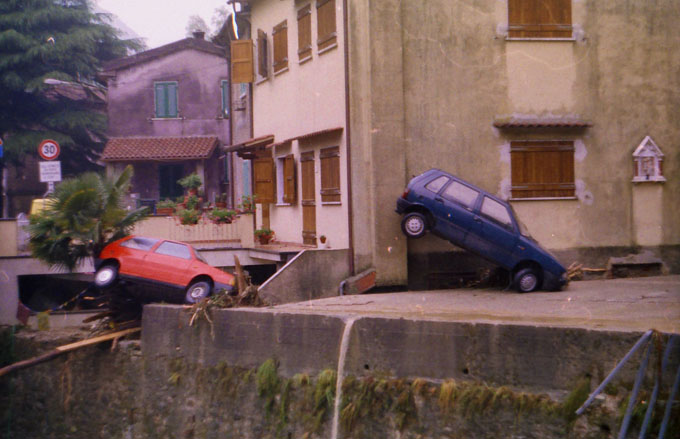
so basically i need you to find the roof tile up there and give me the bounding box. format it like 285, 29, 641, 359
101, 136, 219, 161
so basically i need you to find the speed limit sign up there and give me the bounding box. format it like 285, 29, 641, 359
38, 139, 60, 161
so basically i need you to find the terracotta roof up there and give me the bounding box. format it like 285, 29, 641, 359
493, 116, 592, 129
101, 136, 219, 161
100, 37, 226, 75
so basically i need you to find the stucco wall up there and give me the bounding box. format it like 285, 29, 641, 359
348, 0, 680, 284
107, 48, 230, 143
250, 0, 350, 248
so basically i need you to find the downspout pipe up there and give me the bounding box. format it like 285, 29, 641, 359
342, 0, 355, 277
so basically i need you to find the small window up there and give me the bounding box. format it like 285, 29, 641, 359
508, 0, 572, 38
154, 82, 178, 118
297, 4, 312, 62
273, 20, 288, 74
511, 140, 575, 198
481, 197, 513, 230
317, 0, 337, 53
442, 181, 479, 209
425, 176, 449, 194
220, 80, 229, 118
320, 146, 340, 203
276, 155, 296, 204
120, 237, 159, 251
154, 241, 192, 260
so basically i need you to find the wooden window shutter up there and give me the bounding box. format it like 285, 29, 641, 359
510, 141, 574, 198
231, 40, 254, 83
283, 154, 297, 204
257, 29, 268, 77
273, 20, 288, 74
253, 153, 275, 204
316, 0, 337, 52
297, 5, 312, 61
320, 146, 340, 203
508, 0, 572, 38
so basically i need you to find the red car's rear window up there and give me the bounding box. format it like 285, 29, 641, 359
120, 237, 159, 251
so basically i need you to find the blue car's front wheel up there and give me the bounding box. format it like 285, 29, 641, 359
401, 212, 428, 238
514, 268, 540, 293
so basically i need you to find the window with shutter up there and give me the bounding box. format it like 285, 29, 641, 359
510, 140, 575, 199
297, 5, 312, 62
231, 39, 254, 83
273, 20, 288, 74
257, 29, 268, 78
508, 0, 572, 38
253, 152, 275, 204
154, 82, 178, 118
284, 155, 297, 204
316, 0, 337, 53
320, 146, 340, 203
300, 151, 316, 245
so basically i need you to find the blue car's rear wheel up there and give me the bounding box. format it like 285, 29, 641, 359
185, 281, 212, 303
401, 212, 428, 238
514, 268, 540, 293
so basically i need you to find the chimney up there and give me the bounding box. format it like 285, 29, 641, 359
192, 30, 205, 40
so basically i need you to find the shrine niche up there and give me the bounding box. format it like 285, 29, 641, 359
632, 136, 665, 182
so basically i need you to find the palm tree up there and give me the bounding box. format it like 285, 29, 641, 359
27, 165, 149, 271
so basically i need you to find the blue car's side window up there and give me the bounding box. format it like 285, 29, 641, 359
480, 197, 514, 231
442, 181, 479, 209
425, 176, 449, 194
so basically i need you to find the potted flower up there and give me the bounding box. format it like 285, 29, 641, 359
178, 173, 203, 195
238, 195, 257, 213
156, 199, 176, 216
254, 227, 274, 245
178, 208, 201, 225
184, 194, 202, 211
319, 235, 330, 249
210, 208, 236, 224
215, 193, 228, 208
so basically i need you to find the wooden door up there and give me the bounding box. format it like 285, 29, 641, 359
300, 151, 316, 245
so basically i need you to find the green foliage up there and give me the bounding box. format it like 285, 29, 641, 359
27, 165, 148, 270
184, 195, 201, 210
562, 376, 591, 423
0, 0, 143, 170
256, 359, 281, 414
254, 228, 274, 237
156, 199, 176, 210
210, 208, 236, 224
177, 208, 201, 225
177, 173, 203, 190
238, 195, 257, 212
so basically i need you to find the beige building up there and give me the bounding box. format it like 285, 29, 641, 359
232, 0, 680, 288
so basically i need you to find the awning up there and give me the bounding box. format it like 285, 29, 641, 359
288, 126, 343, 142
493, 116, 592, 129
101, 136, 219, 161
224, 134, 275, 158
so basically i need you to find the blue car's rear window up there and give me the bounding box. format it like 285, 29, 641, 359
120, 237, 159, 251
425, 176, 449, 193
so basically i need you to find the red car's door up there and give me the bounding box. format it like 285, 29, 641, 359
117, 237, 160, 278
144, 241, 193, 287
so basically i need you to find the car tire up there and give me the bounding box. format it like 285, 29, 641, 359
94, 264, 118, 289
514, 268, 540, 293
185, 281, 212, 303
401, 212, 428, 238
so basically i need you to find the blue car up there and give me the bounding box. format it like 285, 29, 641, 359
396, 169, 567, 292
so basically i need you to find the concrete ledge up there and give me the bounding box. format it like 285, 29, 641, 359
142, 305, 678, 392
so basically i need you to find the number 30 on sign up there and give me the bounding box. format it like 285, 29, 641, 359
38, 139, 60, 161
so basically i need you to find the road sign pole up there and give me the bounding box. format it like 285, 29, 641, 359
47, 182, 55, 194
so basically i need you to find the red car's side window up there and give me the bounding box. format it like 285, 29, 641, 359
154, 241, 192, 260
120, 237, 159, 251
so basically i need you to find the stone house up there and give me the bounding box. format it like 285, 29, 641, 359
99, 32, 233, 209
231, 0, 680, 288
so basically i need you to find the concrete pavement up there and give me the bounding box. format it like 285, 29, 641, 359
275, 275, 680, 333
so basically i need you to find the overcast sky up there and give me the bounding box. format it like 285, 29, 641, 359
96, 0, 230, 49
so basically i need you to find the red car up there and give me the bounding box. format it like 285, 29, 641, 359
94, 236, 236, 303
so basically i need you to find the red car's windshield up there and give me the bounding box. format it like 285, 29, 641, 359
192, 246, 208, 264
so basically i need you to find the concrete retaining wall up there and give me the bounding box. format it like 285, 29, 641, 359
258, 249, 351, 305
143, 305, 677, 391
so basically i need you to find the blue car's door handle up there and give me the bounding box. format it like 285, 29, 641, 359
434, 197, 443, 203
474, 216, 482, 223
